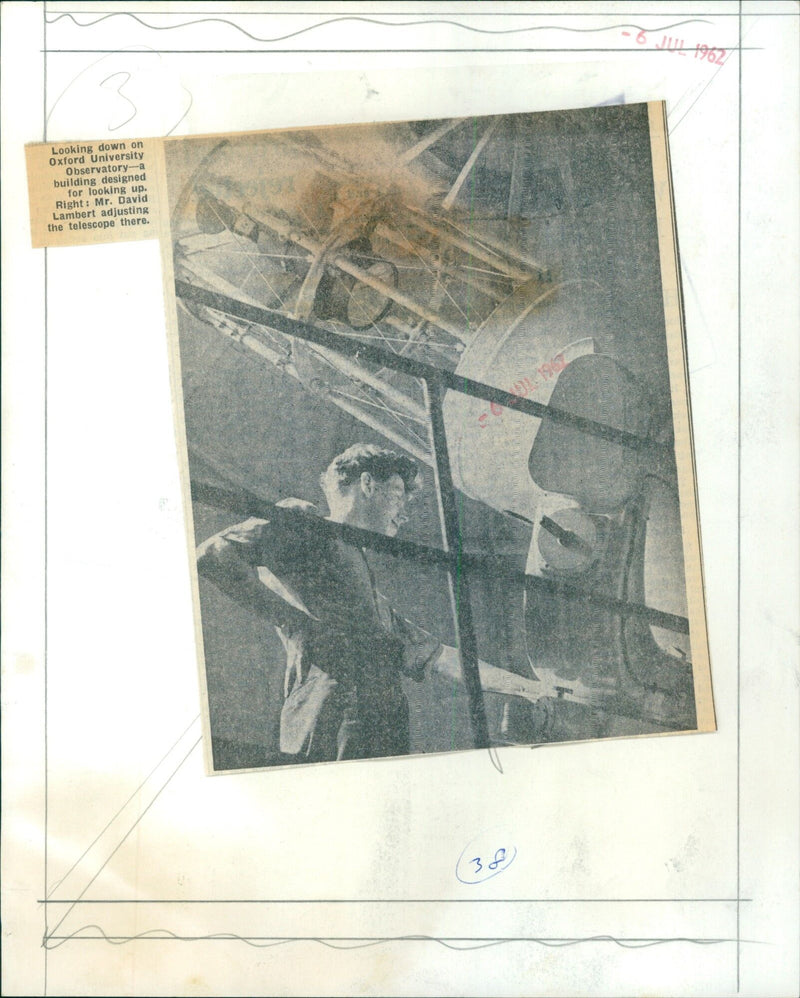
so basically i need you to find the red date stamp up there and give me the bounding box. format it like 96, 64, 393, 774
477, 352, 566, 427
621, 29, 729, 66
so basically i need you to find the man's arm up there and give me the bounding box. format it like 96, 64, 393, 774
431, 644, 610, 707
196, 518, 311, 630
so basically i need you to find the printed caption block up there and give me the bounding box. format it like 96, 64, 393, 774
26, 137, 160, 248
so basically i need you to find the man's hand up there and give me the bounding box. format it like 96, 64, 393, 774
432, 645, 616, 709
525, 666, 617, 708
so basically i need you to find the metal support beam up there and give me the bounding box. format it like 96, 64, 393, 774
443, 118, 500, 211
399, 118, 464, 165
423, 379, 491, 751
404, 209, 533, 283
191, 480, 691, 636
175, 279, 669, 458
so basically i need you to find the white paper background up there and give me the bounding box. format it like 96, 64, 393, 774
2, 3, 798, 995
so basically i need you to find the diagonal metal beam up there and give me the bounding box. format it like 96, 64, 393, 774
443, 117, 500, 211
174, 280, 670, 457
398, 117, 465, 165
191, 482, 691, 636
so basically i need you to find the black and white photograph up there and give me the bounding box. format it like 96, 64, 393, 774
163, 102, 713, 773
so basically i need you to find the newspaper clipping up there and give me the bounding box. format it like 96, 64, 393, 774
27, 101, 715, 775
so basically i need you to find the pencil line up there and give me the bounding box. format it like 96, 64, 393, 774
46, 738, 201, 941
41, 47, 760, 55
46, 716, 200, 898
736, 1, 743, 992
38, 897, 753, 905
42, 6, 49, 995
44, 929, 741, 952
44, 11, 712, 44
35, 8, 800, 14
669, 55, 730, 132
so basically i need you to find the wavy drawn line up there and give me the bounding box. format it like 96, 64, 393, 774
46, 738, 202, 941
46, 12, 711, 46
44, 925, 738, 951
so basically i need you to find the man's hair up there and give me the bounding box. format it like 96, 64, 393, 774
320, 444, 420, 500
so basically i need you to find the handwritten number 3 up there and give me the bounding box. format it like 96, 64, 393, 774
471, 848, 506, 875
100, 72, 137, 132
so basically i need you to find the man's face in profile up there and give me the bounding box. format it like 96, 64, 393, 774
365, 473, 414, 537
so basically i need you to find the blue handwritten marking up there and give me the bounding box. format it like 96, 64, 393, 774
456, 833, 517, 885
